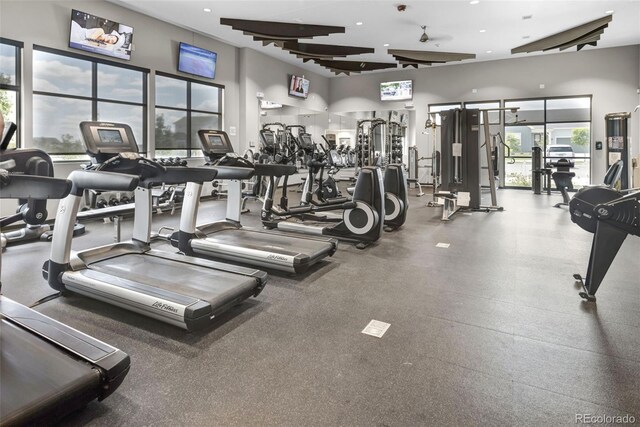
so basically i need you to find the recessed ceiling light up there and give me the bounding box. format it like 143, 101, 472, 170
522, 35, 530, 39
486, 50, 492, 53
479, 29, 486, 33
356, 21, 363, 26
522, 15, 533, 20
203, 8, 211, 12
605, 10, 614, 14
383, 43, 389, 47
470, 0, 480, 4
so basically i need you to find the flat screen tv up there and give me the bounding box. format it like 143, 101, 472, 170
178, 42, 217, 79
380, 80, 413, 101
289, 75, 309, 99
69, 9, 134, 61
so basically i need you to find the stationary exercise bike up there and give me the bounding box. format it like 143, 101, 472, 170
0, 122, 84, 249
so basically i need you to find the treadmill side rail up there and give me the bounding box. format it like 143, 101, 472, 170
0, 296, 130, 399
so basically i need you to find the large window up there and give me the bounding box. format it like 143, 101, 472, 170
503, 96, 591, 188
32, 46, 147, 160
0, 38, 22, 149
155, 73, 223, 158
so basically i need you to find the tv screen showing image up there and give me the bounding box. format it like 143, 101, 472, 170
178, 42, 217, 79
69, 9, 134, 61
289, 75, 309, 99
380, 80, 413, 101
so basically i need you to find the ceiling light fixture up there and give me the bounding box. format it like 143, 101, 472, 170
522, 15, 533, 20
203, 8, 212, 12
470, 0, 480, 4
486, 50, 492, 53
383, 43, 390, 47
522, 35, 530, 39
605, 10, 614, 14
356, 21, 363, 26
479, 29, 486, 33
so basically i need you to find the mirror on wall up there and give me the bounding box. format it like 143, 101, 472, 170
327, 110, 412, 165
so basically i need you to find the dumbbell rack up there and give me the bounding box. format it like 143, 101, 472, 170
386, 121, 405, 165
356, 119, 386, 174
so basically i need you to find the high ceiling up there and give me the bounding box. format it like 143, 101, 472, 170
110, 0, 640, 77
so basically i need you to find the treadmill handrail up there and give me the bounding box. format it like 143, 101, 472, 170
68, 170, 139, 196
139, 166, 218, 187
211, 165, 255, 180
0, 173, 72, 200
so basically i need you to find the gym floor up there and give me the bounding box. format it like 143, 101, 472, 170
2, 185, 639, 426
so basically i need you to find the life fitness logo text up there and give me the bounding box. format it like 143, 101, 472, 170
152, 301, 178, 313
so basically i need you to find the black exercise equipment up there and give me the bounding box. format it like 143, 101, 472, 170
605, 112, 631, 189
0, 123, 85, 248
569, 160, 631, 301
260, 164, 384, 248
548, 158, 575, 208
0, 147, 129, 425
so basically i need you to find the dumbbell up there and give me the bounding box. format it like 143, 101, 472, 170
96, 198, 108, 209
120, 195, 131, 204
108, 196, 119, 206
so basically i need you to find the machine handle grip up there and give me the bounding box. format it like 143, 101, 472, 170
68, 170, 139, 196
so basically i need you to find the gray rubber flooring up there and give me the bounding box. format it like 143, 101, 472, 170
2, 187, 639, 426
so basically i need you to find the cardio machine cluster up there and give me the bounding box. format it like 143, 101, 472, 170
0, 119, 409, 425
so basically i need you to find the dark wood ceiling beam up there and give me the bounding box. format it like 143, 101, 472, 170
511, 15, 612, 54
220, 18, 345, 39
388, 49, 476, 62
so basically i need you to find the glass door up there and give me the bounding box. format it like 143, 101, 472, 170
504, 100, 545, 188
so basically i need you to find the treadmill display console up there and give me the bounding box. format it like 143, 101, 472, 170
261, 132, 275, 146
97, 129, 124, 145
299, 134, 314, 151
208, 135, 224, 147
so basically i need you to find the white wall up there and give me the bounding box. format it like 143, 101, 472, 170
329, 45, 640, 182
238, 48, 330, 153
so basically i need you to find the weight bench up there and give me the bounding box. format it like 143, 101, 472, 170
433, 191, 460, 221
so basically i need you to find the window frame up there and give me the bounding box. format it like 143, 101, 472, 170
32, 45, 149, 157
154, 71, 224, 158
502, 95, 593, 189
0, 37, 23, 147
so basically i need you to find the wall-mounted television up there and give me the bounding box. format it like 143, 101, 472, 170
289, 75, 309, 99
178, 42, 217, 79
69, 9, 134, 61
380, 80, 413, 101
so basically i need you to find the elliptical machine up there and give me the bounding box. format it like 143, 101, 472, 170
260, 165, 385, 248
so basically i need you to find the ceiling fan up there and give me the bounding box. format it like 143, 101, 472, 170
419, 26, 430, 43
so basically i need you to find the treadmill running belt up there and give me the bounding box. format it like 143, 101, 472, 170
87, 253, 259, 307
205, 228, 334, 258
1, 320, 101, 425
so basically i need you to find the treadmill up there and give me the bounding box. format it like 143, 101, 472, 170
44, 122, 267, 331
1, 147, 129, 425
171, 129, 338, 274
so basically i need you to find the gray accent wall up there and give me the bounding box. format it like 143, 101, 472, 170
329, 45, 640, 182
